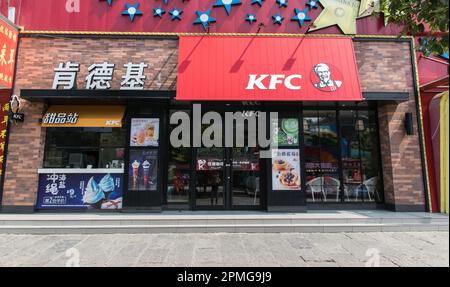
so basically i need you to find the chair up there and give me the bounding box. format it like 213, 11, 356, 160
306, 177, 341, 202
356, 177, 378, 201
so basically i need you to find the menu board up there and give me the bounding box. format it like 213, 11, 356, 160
272, 149, 301, 191
128, 149, 158, 191
130, 118, 159, 147
272, 118, 299, 147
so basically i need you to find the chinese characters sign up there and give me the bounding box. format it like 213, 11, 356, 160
0, 17, 18, 89
36, 172, 123, 209
52, 61, 148, 90
0, 91, 9, 178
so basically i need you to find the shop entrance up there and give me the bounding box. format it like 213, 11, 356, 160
194, 146, 262, 210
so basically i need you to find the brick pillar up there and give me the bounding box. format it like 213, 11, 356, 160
1, 101, 46, 212
377, 101, 426, 211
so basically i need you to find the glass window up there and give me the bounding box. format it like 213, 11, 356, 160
339, 110, 380, 202
167, 110, 191, 204
304, 111, 340, 202
43, 127, 126, 168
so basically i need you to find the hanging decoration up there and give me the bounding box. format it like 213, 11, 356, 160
291, 8, 311, 27
245, 13, 257, 24
169, 7, 183, 20
213, 0, 242, 15
272, 13, 284, 25
308, 0, 360, 34
122, 3, 143, 22
153, 7, 165, 18
194, 10, 216, 30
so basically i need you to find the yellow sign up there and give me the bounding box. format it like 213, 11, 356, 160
308, 0, 360, 34
42, 105, 125, 128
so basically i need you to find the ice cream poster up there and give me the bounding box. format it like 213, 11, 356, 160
129, 149, 158, 191
130, 118, 159, 147
271, 149, 301, 191
36, 173, 123, 209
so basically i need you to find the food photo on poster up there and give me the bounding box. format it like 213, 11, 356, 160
130, 118, 159, 147
128, 149, 158, 191
272, 149, 301, 191
36, 172, 123, 210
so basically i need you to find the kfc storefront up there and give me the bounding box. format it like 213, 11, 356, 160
1, 33, 428, 213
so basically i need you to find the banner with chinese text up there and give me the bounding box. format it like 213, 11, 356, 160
0, 90, 9, 180
0, 15, 18, 89
36, 172, 123, 210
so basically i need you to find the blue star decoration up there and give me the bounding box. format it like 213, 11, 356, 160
272, 13, 284, 25
213, 0, 242, 15
245, 13, 257, 24
291, 8, 311, 27
153, 7, 165, 18
194, 10, 216, 31
122, 3, 142, 22
100, 0, 113, 6
169, 7, 183, 20
306, 0, 319, 9
251, 0, 264, 7
276, 0, 288, 8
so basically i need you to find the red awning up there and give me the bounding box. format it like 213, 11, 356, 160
177, 36, 362, 101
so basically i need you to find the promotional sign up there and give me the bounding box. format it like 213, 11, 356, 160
130, 118, 159, 147
0, 15, 18, 89
177, 36, 362, 101
128, 149, 158, 191
197, 158, 224, 171
272, 149, 301, 191
36, 172, 123, 209
273, 118, 299, 147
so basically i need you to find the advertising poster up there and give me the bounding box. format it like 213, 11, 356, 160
272, 118, 299, 147
129, 149, 158, 191
130, 118, 159, 147
272, 149, 301, 191
36, 173, 123, 209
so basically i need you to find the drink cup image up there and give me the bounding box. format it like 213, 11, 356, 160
146, 122, 155, 139
137, 129, 145, 146
142, 160, 151, 187
132, 160, 140, 188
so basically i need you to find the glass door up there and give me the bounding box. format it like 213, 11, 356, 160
231, 147, 261, 208
194, 147, 226, 208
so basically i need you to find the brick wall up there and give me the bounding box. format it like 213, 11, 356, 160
2, 37, 178, 208
355, 40, 425, 210
2, 37, 426, 211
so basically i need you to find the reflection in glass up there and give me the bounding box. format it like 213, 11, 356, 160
195, 148, 224, 207
232, 147, 260, 206
167, 110, 190, 204
304, 111, 340, 202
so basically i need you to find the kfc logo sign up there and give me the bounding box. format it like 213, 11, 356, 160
245, 74, 302, 90
311, 63, 343, 92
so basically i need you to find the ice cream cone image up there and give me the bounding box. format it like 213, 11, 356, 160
142, 160, 151, 187
132, 160, 140, 188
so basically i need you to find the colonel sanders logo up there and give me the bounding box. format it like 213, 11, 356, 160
311, 63, 343, 92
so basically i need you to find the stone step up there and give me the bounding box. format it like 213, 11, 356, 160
0, 223, 447, 234
0, 211, 447, 234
